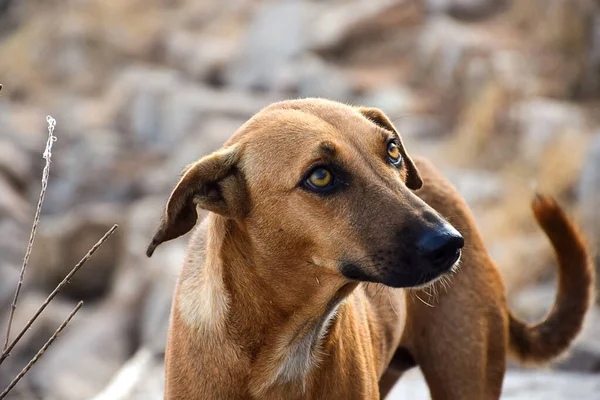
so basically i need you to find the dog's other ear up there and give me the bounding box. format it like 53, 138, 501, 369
358, 107, 423, 190
146, 145, 246, 257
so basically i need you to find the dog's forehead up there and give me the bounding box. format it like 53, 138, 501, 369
224, 100, 398, 191
239, 103, 381, 152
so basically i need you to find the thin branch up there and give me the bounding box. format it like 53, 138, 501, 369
3, 116, 57, 351
0, 224, 118, 365
0, 302, 83, 400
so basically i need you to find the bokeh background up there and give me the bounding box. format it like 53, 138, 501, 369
1, 0, 600, 399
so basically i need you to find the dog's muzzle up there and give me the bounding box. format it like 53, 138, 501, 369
415, 224, 464, 273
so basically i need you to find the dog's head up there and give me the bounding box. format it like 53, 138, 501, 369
147, 99, 463, 288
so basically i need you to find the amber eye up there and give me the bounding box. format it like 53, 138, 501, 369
307, 168, 333, 188
387, 142, 402, 166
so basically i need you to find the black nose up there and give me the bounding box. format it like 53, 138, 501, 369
416, 225, 464, 272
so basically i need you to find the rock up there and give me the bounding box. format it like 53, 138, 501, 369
0, 137, 32, 191
443, 167, 503, 206
0, 218, 28, 268
489, 234, 554, 296
225, 1, 316, 91
124, 196, 185, 352
0, 173, 30, 223
509, 282, 556, 322
511, 99, 587, 167
110, 68, 181, 150
500, 371, 600, 400
42, 127, 135, 214
0, 293, 85, 397
91, 348, 165, 400
294, 55, 355, 102
0, 103, 48, 154
578, 134, 600, 296
0, 262, 19, 314
414, 16, 500, 93
224, 0, 385, 99
358, 85, 425, 120
29, 204, 124, 301
510, 283, 600, 373
163, 31, 236, 83
388, 368, 600, 399
109, 67, 281, 152
29, 295, 140, 400
309, 0, 425, 63
140, 116, 245, 196
139, 243, 183, 353
396, 115, 445, 140
427, 0, 508, 21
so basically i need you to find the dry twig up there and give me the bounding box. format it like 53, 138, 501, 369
0, 224, 118, 365
3, 116, 57, 351
0, 302, 83, 399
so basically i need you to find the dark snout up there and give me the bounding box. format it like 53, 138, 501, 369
416, 224, 464, 274
339, 218, 464, 288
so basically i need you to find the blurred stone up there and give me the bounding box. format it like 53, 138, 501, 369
310, 0, 425, 62
396, 115, 445, 139
0, 218, 28, 268
29, 204, 124, 301
92, 348, 165, 400
0, 263, 19, 314
0, 173, 29, 223
295, 55, 355, 102
164, 31, 236, 83
125, 196, 184, 352
511, 99, 587, 166
140, 243, 183, 353
226, 1, 315, 91
389, 368, 600, 399
511, 283, 600, 373
427, 0, 508, 21
510, 282, 554, 321
110, 68, 181, 150
0, 293, 85, 394
359, 86, 423, 119
490, 234, 553, 296
444, 167, 503, 206
110, 67, 281, 152
124, 196, 169, 261
140, 116, 245, 195
42, 127, 134, 214
29, 296, 140, 400
500, 370, 600, 400
578, 134, 600, 296
0, 137, 32, 191
415, 17, 499, 92
0, 103, 48, 153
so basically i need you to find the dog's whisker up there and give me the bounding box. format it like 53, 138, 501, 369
415, 292, 434, 308
387, 287, 400, 318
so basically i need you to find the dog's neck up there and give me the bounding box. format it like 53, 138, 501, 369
175, 213, 356, 397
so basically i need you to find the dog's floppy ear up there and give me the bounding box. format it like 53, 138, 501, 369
146, 145, 246, 257
358, 107, 423, 190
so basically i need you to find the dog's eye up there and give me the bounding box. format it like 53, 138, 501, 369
306, 168, 333, 189
387, 142, 402, 167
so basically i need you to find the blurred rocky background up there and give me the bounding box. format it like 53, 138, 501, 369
0, 0, 599, 398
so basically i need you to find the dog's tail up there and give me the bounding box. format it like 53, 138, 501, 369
508, 194, 595, 364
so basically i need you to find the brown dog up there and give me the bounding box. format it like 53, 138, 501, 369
147, 98, 594, 399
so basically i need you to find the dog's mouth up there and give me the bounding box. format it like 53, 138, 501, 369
410, 249, 462, 289
339, 246, 462, 289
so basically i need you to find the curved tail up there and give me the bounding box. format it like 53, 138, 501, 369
508, 194, 595, 364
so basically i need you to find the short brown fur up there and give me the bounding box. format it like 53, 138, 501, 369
148, 99, 594, 400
